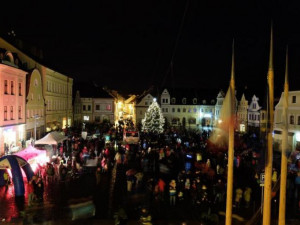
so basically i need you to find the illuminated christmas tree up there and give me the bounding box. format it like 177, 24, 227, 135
142, 99, 165, 134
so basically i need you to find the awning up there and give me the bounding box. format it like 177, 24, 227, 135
35, 131, 67, 145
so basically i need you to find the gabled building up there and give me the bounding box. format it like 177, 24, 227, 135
214, 90, 225, 125
136, 93, 155, 124
26, 69, 45, 141
237, 94, 248, 132
248, 95, 261, 128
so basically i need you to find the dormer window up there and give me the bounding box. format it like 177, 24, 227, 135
193, 98, 197, 104
171, 98, 176, 104
202, 100, 206, 104
182, 98, 186, 104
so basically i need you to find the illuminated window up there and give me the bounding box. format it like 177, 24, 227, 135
19, 83, 22, 96
11, 81, 14, 95
10, 106, 13, 120
4, 106, 7, 120
83, 116, 89, 121
4, 80, 8, 94
106, 104, 111, 111
290, 115, 294, 124
18, 106, 21, 119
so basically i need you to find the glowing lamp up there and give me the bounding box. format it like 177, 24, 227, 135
218, 119, 222, 124
153, 98, 157, 102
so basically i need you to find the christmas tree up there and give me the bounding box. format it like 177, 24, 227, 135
142, 99, 165, 134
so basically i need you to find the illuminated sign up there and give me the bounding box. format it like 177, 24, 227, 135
296, 132, 300, 142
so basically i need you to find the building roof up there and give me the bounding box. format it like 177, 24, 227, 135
73, 81, 112, 99
162, 87, 219, 105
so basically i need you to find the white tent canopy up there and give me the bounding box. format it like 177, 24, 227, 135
35, 131, 67, 145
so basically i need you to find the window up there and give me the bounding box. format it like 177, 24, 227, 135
182, 98, 186, 104
19, 83, 22, 96
298, 116, 300, 125
88, 105, 91, 111
253, 103, 256, 109
166, 99, 169, 103
162, 108, 165, 113
171, 98, 176, 104
18, 106, 21, 119
290, 115, 294, 124
4, 106, 7, 121
165, 108, 168, 113
34, 79, 38, 86
177, 108, 181, 113
194, 108, 197, 113
292, 96, 296, 103
4, 80, 8, 94
183, 108, 186, 113
106, 104, 112, 111
95, 116, 100, 122
162, 99, 166, 103
83, 105, 86, 111
11, 81, 14, 95
96, 105, 100, 110
145, 101, 148, 105
193, 98, 197, 104
172, 108, 175, 113
10, 106, 13, 120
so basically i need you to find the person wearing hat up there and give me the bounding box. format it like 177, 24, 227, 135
169, 179, 177, 206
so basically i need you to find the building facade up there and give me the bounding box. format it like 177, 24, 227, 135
159, 88, 215, 129
81, 98, 93, 124
237, 94, 248, 132
44, 68, 73, 131
93, 98, 114, 123
248, 95, 261, 128
0, 37, 73, 135
26, 69, 45, 141
274, 91, 300, 151
0, 54, 27, 155
136, 94, 155, 124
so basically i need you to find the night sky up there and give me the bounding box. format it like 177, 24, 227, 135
0, 0, 300, 96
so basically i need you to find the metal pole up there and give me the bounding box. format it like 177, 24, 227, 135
278, 47, 289, 225
225, 40, 235, 225
262, 24, 274, 225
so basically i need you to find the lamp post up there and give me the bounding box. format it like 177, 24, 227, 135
33, 114, 40, 143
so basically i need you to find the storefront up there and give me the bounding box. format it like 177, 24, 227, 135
0, 124, 25, 155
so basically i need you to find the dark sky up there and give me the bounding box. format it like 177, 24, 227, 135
0, 0, 300, 95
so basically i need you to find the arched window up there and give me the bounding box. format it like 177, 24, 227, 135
182, 98, 186, 104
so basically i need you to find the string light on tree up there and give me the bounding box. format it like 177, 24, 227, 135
142, 100, 165, 134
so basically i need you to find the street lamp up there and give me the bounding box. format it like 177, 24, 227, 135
33, 114, 40, 143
